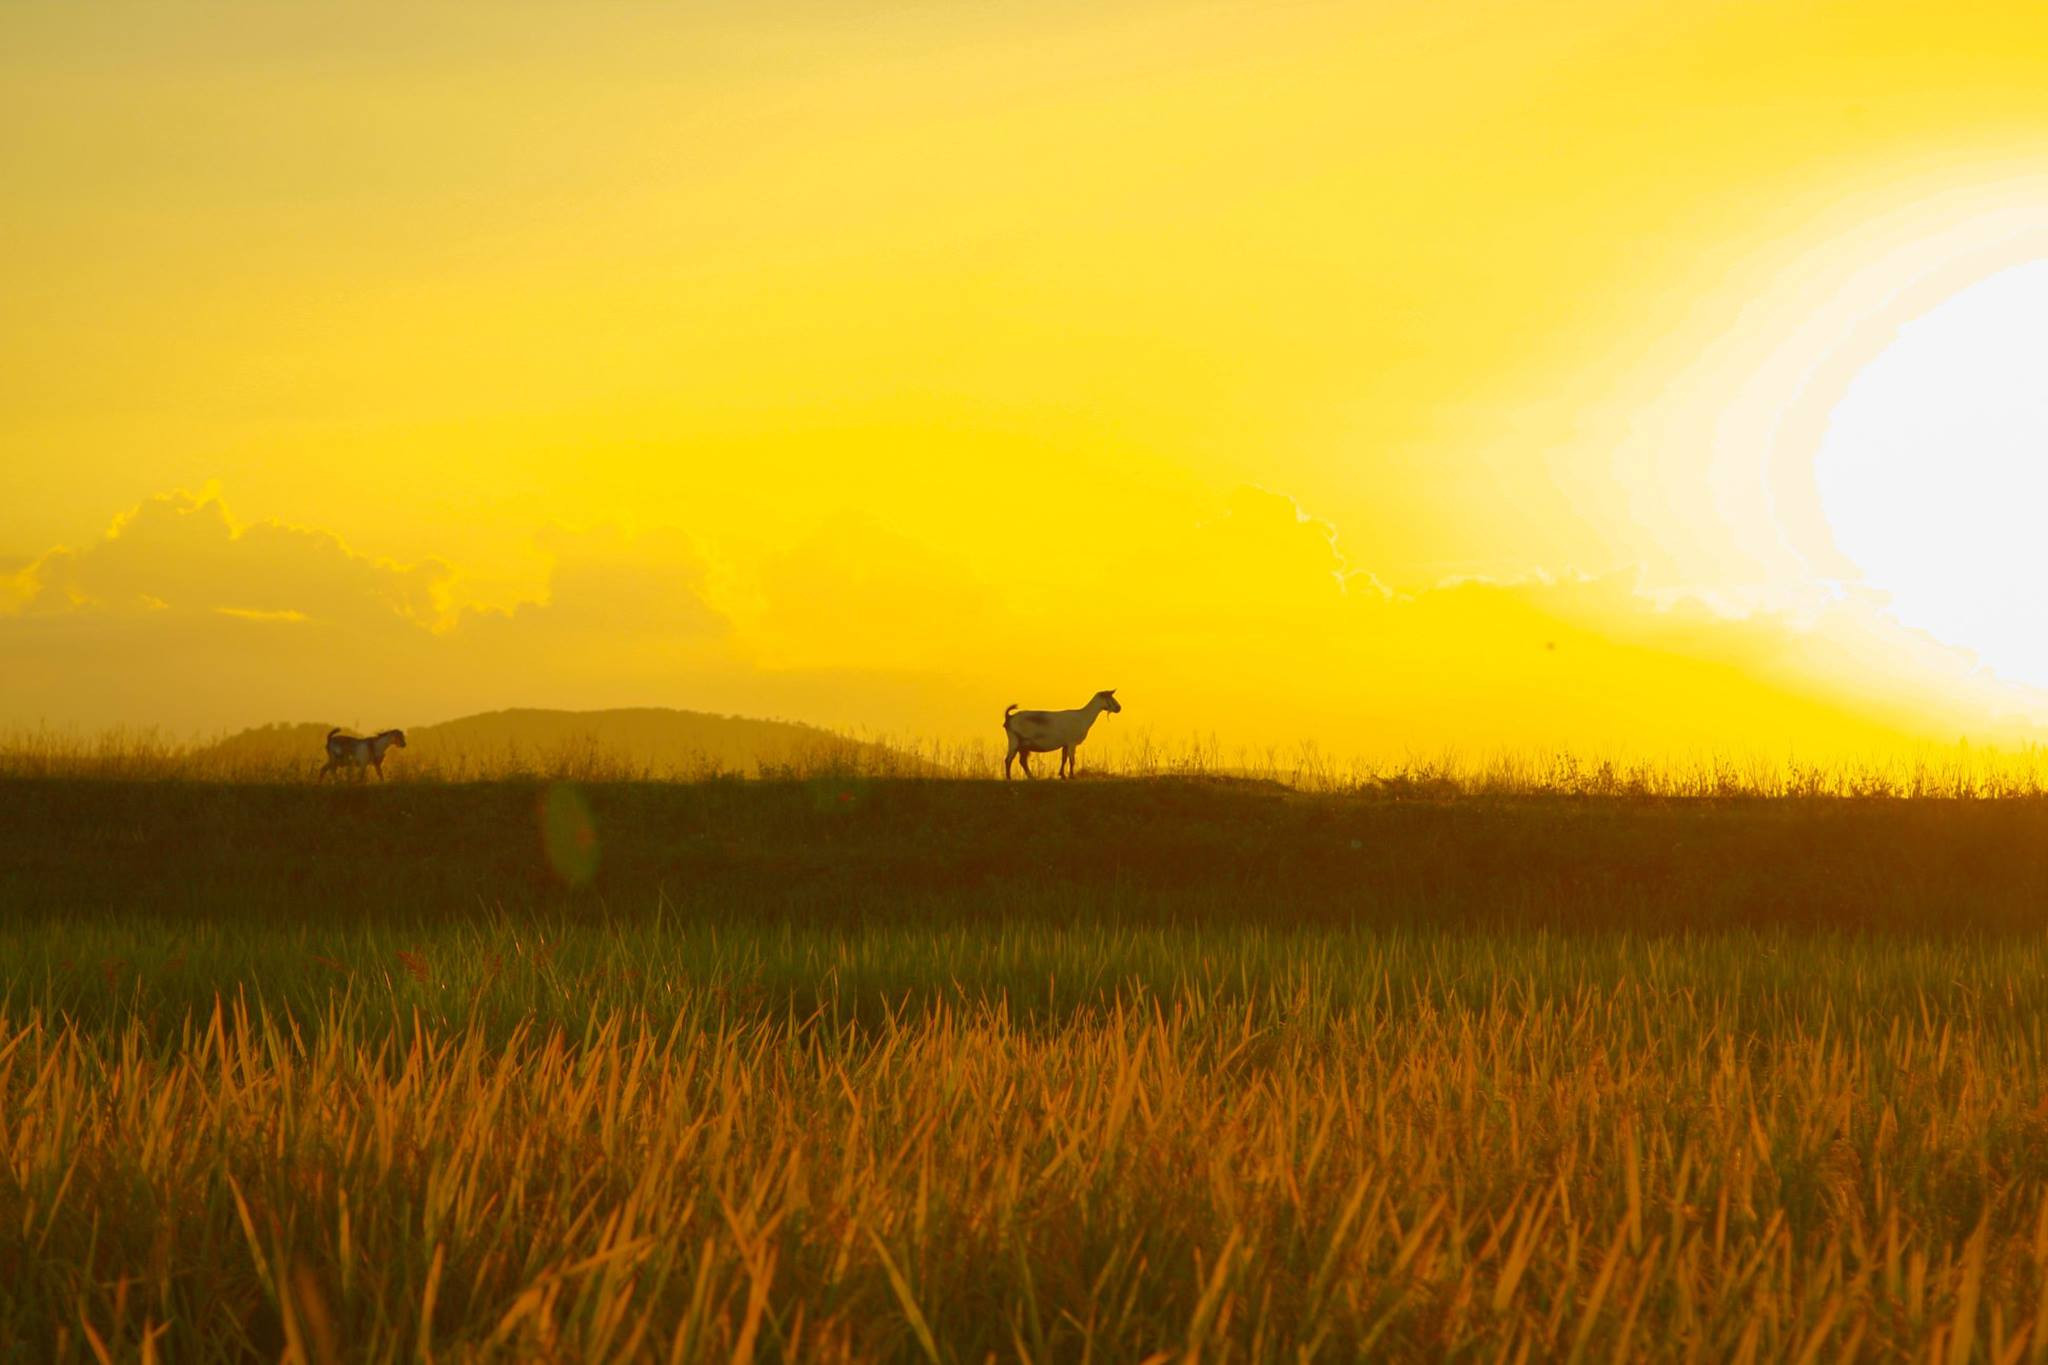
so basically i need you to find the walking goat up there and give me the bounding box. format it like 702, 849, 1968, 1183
320, 727, 406, 781
1003, 690, 1120, 779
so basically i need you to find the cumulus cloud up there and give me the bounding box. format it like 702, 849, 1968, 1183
0, 492, 735, 730
1034, 484, 2048, 756
1199, 486, 1389, 600
750, 515, 996, 669
7, 492, 453, 629
466, 524, 729, 652
6, 483, 2046, 758
1066, 485, 1391, 663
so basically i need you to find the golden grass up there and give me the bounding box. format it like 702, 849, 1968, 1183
12, 722, 2048, 799
9, 933, 2048, 1361
10, 767, 2048, 1358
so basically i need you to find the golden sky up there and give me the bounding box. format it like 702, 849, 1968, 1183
7, 1, 2048, 760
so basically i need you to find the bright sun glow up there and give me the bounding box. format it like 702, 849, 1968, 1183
1815, 258, 2048, 687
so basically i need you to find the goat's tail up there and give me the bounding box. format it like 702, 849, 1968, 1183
326, 727, 342, 741
1002, 703, 1018, 730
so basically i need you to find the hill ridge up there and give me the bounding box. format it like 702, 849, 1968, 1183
200, 705, 919, 777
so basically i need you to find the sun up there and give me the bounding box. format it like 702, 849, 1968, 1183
1814, 258, 2048, 688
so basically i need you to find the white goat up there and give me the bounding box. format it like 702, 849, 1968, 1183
1003, 690, 1121, 780
320, 727, 407, 781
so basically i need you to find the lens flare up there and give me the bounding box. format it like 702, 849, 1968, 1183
539, 784, 599, 887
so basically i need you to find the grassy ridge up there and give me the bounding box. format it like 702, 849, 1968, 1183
8, 779, 2048, 1359
8, 776, 2048, 931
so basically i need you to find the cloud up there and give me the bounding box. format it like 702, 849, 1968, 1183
0, 492, 734, 730
749, 514, 996, 669
213, 607, 311, 624
1033, 485, 2048, 755
472, 525, 726, 635
5, 483, 2046, 758
8, 492, 453, 629
1199, 486, 1389, 600
4, 491, 731, 638
1065, 485, 1389, 660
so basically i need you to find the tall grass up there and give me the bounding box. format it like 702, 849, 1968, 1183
9, 924, 2048, 1360
12, 722, 2048, 797
10, 771, 2048, 1357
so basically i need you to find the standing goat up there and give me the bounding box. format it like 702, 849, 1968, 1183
320, 727, 406, 781
1003, 690, 1121, 780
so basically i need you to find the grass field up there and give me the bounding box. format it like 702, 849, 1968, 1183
8, 774, 2048, 1360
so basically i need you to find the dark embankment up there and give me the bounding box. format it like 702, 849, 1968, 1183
6, 776, 2046, 932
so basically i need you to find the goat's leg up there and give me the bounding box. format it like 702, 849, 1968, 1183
1064, 746, 1077, 778
1004, 738, 1018, 780
1019, 750, 1035, 779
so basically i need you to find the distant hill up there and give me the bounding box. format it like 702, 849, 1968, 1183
198, 707, 927, 778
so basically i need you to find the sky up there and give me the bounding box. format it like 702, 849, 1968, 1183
7, 1, 2048, 762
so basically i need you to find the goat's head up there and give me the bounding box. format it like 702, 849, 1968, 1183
391, 730, 408, 748
1095, 689, 1122, 715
